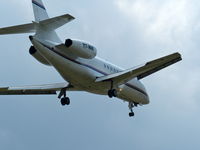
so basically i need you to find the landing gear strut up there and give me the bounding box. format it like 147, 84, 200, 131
58, 88, 70, 106
108, 80, 118, 98
128, 102, 138, 117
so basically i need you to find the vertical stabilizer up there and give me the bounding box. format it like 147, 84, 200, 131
32, 0, 49, 22
32, 0, 61, 43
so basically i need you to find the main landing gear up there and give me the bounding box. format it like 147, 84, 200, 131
58, 88, 70, 106
61, 97, 70, 106
108, 89, 117, 98
107, 80, 118, 98
128, 102, 138, 117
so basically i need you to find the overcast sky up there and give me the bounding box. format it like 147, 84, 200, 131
0, 0, 199, 149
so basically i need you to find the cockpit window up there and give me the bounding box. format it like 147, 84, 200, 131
88, 45, 94, 51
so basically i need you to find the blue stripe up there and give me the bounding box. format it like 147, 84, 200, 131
40, 43, 148, 97
32, 0, 46, 10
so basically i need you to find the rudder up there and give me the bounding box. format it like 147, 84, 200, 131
32, 0, 49, 22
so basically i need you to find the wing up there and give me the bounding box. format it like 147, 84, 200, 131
0, 83, 78, 95
96, 52, 182, 85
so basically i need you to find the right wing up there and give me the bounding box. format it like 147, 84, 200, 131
96, 53, 182, 85
0, 83, 78, 95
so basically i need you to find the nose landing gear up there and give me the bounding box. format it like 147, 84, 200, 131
128, 102, 138, 117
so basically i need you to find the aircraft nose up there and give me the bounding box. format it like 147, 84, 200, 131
145, 95, 150, 104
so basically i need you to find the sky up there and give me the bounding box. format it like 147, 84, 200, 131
0, 0, 200, 149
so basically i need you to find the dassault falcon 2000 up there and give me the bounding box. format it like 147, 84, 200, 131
0, 0, 182, 117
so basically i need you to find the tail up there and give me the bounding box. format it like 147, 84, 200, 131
0, 0, 75, 43
32, 0, 49, 22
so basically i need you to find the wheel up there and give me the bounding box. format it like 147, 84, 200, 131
111, 89, 117, 97
61, 98, 66, 106
65, 97, 70, 105
108, 90, 113, 98
129, 112, 134, 117
61, 97, 70, 106
108, 89, 118, 98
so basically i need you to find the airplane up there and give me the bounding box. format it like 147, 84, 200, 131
0, 0, 182, 117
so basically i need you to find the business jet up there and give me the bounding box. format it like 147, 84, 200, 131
0, 0, 182, 117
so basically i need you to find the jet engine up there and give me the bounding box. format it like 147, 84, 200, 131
29, 46, 51, 66
65, 39, 97, 59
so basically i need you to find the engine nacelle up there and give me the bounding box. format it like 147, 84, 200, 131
29, 46, 51, 66
65, 39, 97, 59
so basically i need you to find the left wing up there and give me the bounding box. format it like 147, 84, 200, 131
96, 52, 182, 85
0, 83, 77, 95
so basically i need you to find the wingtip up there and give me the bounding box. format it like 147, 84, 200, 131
175, 52, 182, 61
67, 14, 76, 20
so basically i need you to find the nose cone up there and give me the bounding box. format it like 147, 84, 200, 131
145, 94, 150, 104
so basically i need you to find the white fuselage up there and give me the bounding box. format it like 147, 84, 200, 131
31, 38, 149, 105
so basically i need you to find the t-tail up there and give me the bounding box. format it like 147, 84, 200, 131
0, 0, 75, 43
32, 0, 49, 22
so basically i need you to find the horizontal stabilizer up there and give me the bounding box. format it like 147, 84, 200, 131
96, 53, 182, 85
39, 14, 75, 30
0, 23, 36, 35
0, 83, 78, 95
0, 14, 75, 35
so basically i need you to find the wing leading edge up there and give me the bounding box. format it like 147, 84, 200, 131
0, 83, 78, 95
96, 52, 182, 85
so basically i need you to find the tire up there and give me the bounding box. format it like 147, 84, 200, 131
112, 89, 117, 97
61, 98, 66, 106
65, 97, 70, 105
129, 112, 134, 117
108, 90, 113, 98
61, 97, 70, 106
